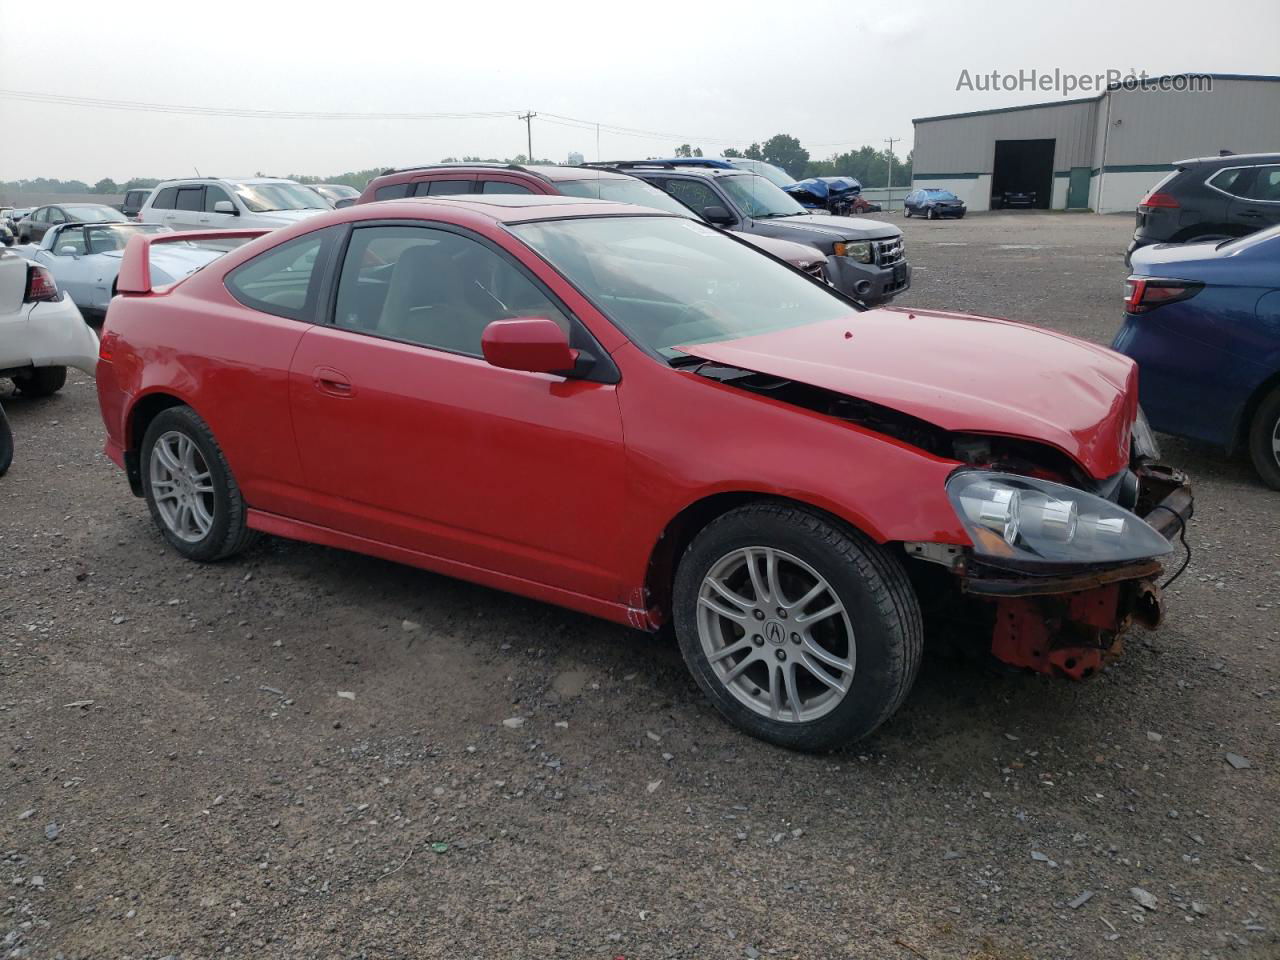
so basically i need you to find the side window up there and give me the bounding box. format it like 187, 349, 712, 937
661, 178, 720, 214
47, 208, 66, 224
175, 187, 204, 212
479, 180, 535, 195
225, 229, 332, 321
374, 182, 411, 201
152, 187, 177, 210
1209, 168, 1252, 197
1242, 166, 1280, 202
53, 228, 86, 256
414, 179, 472, 197
332, 224, 570, 357
204, 184, 234, 212
33, 208, 48, 223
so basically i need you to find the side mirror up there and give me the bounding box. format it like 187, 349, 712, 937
57, 244, 79, 257
481, 317, 578, 376
334, 197, 356, 209
701, 204, 735, 226
213, 200, 238, 215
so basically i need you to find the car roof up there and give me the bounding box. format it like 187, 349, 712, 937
376, 163, 634, 183
154, 177, 299, 187
1178, 152, 1280, 167
372, 194, 680, 224
585, 161, 749, 180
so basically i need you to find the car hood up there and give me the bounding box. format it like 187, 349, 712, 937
251, 208, 328, 225
677, 307, 1138, 478
759, 214, 900, 243
732, 231, 823, 267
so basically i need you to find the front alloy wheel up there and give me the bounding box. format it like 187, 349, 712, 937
674, 503, 922, 750
697, 547, 854, 724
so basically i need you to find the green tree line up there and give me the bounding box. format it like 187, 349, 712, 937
6, 134, 910, 198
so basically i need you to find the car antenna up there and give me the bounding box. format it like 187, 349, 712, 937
194, 166, 202, 177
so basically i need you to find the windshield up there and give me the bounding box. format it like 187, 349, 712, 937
67, 205, 127, 222
512, 216, 854, 359
729, 159, 796, 188
311, 184, 359, 202
718, 174, 806, 219
232, 182, 328, 212
84, 223, 168, 253
557, 178, 693, 217
925, 190, 958, 201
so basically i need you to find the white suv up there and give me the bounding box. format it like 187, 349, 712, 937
138, 177, 330, 232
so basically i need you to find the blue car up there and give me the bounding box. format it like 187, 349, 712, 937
1112, 225, 1280, 489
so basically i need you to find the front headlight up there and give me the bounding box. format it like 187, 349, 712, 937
1131, 406, 1161, 461
833, 240, 873, 263
947, 471, 1172, 566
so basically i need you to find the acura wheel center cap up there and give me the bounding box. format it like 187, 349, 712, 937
764, 619, 787, 645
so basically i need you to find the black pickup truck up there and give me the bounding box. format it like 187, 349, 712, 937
587, 162, 910, 306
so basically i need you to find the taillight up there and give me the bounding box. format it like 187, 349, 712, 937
1139, 192, 1179, 210
98, 331, 118, 363
1124, 276, 1202, 314
24, 264, 58, 302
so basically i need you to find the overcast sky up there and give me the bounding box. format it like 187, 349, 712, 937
2, 0, 1276, 182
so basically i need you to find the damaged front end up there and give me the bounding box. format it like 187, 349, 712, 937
691, 361, 1193, 680
907, 461, 1192, 680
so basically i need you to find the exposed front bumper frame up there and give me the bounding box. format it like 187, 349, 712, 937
955, 465, 1193, 680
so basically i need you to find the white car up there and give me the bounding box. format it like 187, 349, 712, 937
15, 221, 222, 319
139, 177, 330, 232
0, 250, 98, 397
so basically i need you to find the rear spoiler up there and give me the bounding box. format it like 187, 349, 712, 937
117, 230, 271, 295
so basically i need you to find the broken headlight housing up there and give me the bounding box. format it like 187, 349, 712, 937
947, 471, 1173, 566
1131, 406, 1161, 461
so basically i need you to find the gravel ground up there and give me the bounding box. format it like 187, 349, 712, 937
1, 212, 1276, 960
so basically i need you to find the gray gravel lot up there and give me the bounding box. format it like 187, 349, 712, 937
1, 211, 1276, 959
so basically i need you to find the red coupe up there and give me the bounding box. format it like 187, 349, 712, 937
97, 195, 1191, 749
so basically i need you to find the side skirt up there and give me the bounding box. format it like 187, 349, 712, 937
245, 508, 649, 631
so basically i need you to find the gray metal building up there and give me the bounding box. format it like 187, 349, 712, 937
911, 74, 1280, 213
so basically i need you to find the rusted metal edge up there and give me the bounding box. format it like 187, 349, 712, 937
961, 559, 1164, 598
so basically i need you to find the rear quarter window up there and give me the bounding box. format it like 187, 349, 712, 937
374, 183, 412, 201
225, 228, 335, 322
151, 187, 177, 210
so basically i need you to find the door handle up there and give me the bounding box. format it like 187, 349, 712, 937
313, 366, 353, 397
1239, 209, 1262, 218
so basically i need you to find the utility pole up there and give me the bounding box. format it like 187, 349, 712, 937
884, 136, 899, 211
519, 111, 536, 162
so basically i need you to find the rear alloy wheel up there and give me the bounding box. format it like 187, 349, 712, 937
1247, 386, 1280, 490
12, 366, 66, 397
673, 503, 922, 750
141, 406, 256, 561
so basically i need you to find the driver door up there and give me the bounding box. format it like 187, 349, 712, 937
39, 226, 95, 308
287, 222, 628, 602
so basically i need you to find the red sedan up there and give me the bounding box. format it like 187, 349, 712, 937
97, 195, 1192, 749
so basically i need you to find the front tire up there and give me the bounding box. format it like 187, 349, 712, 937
672, 503, 922, 750
904, 206, 912, 218
140, 406, 256, 561
1247, 386, 1280, 490
13, 366, 66, 397
927, 207, 937, 220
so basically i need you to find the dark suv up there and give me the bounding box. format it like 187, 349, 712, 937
588, 162, 909, 304
1128, 152, 1280, 263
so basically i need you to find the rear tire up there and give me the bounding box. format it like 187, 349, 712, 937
0, 403, 12, 477
140, 406, 257, 561
13, 366, 66, 397
672, 502, 922, 751
1247, 386, 1280, 491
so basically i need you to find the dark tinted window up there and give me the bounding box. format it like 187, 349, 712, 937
152, 187, 178, 210
225, 230, 331, 321
415, 179, 472, 197
175, 187, 203, 212
204, 184, 234, 212
1242, 165, 1280, 202
332, 224, 569, 356
47, 208, 67, 224
374, 182, 412, 201
1209, 167, 1253, 197
480, 180, 534, 195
